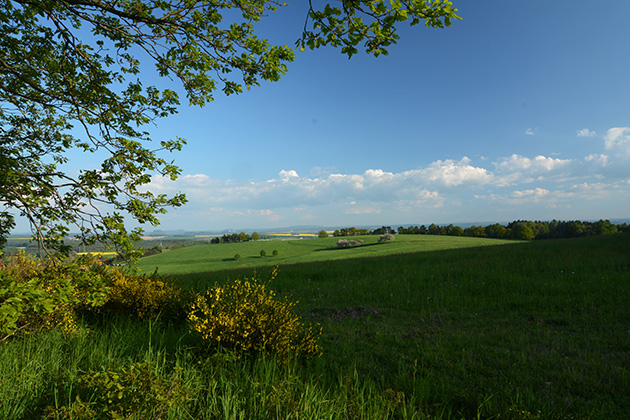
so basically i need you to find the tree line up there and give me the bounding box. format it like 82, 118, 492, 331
397, 219, 628, 240
332, 226, 396, 237
209, 219, 627, 246
212, 232, 262, 244
329, 220, 628, 241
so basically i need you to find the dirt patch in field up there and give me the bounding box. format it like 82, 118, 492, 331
307, 306, 382, 321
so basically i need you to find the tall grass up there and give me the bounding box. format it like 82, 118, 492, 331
1, 234, 629, 418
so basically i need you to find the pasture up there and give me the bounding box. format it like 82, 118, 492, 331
139, 234, 514, 274
1, 234, 629, 418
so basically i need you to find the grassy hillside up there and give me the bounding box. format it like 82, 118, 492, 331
170, 233, 630, 418
2, 234, 628, 418
139, 234, 515, 274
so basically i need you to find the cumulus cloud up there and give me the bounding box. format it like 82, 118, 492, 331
147, 158, 494, 213
143, 144, 630, 230
584, 153, 608, 166
577, 128, 597, 137
146, 153, 588, 214
511, 188, 550, 200
496, 154, 570, 172
493, 154, 572, 186
279, 169, 299, 180
604, 127, 630, 154
525, 128, 535, 135
421, 157, 493, 187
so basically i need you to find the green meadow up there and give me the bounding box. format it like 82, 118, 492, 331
139, 234, 514, 274
2, 234, 629, 418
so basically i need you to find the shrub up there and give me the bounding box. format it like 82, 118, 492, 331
260, 249, 266, 257
188, 269, 321, 360
234, 253, 241, 260
272, 249, 279, 256
378, 234, 395, 243
45, 362, 189, 419
0, 252, 188, 341
103, 270, 184, 320
0, 253, 110, 340
336, 239, 364, 248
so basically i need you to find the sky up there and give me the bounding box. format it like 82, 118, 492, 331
12, 1, 630, 232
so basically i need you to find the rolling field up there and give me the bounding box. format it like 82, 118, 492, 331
139, 234, 515, 274
2, 234, 629, 418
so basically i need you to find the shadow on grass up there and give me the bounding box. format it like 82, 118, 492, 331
314, 242, 385, 252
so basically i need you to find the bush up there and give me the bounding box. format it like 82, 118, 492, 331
45, 362, 189, 419
0, 253, 110, 340
260, 249, 266, 257
188, 269, 321, 360
272, 249, 279, 256
336, 239, 364, 248
234, 253, 241, 260
103, 269, 185, 320
378, 234, 395, 243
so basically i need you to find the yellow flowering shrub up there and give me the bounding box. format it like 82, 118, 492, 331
104, 270, 185, 320
188, 268, 322, 360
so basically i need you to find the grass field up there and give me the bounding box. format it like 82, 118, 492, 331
139, 234, 515, 274
2, 234, 629, 418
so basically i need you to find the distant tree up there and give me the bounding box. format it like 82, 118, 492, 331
484, 223, 508, 239
260, 250, 266, 257
234, 254, 241, 260
593, 219, 618, 235
272, 250, 278, 256
464, 225, 486, 237
238, 232, 250, 242
210, 237, 220, 244
251, 232, 261, 241
446, 225, 464, 236
318, 230, 328, 238
513, 224, 536, 240
373, 226, 394, 235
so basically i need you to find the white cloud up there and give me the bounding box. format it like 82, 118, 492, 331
141, 145, 630, 230
525, 128, 535, 135
511, 188, 550, 200
279, 169, 300, 180
421, 157, 493, 187
345, 207, 382, 215
496, 154, 570, 172
577, 128, 597, 137
569, 182, 614, 200
584, 153, 608, 166
493, 154, 572, 186
604, 127, 630, 154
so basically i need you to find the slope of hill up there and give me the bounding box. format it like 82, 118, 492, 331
139, 234, 516, 274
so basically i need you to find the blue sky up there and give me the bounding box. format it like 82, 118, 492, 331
13, 1, 630, 232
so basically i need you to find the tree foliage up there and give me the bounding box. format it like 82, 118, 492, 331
0, 0, 460, 258
397, 219, 628, 240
